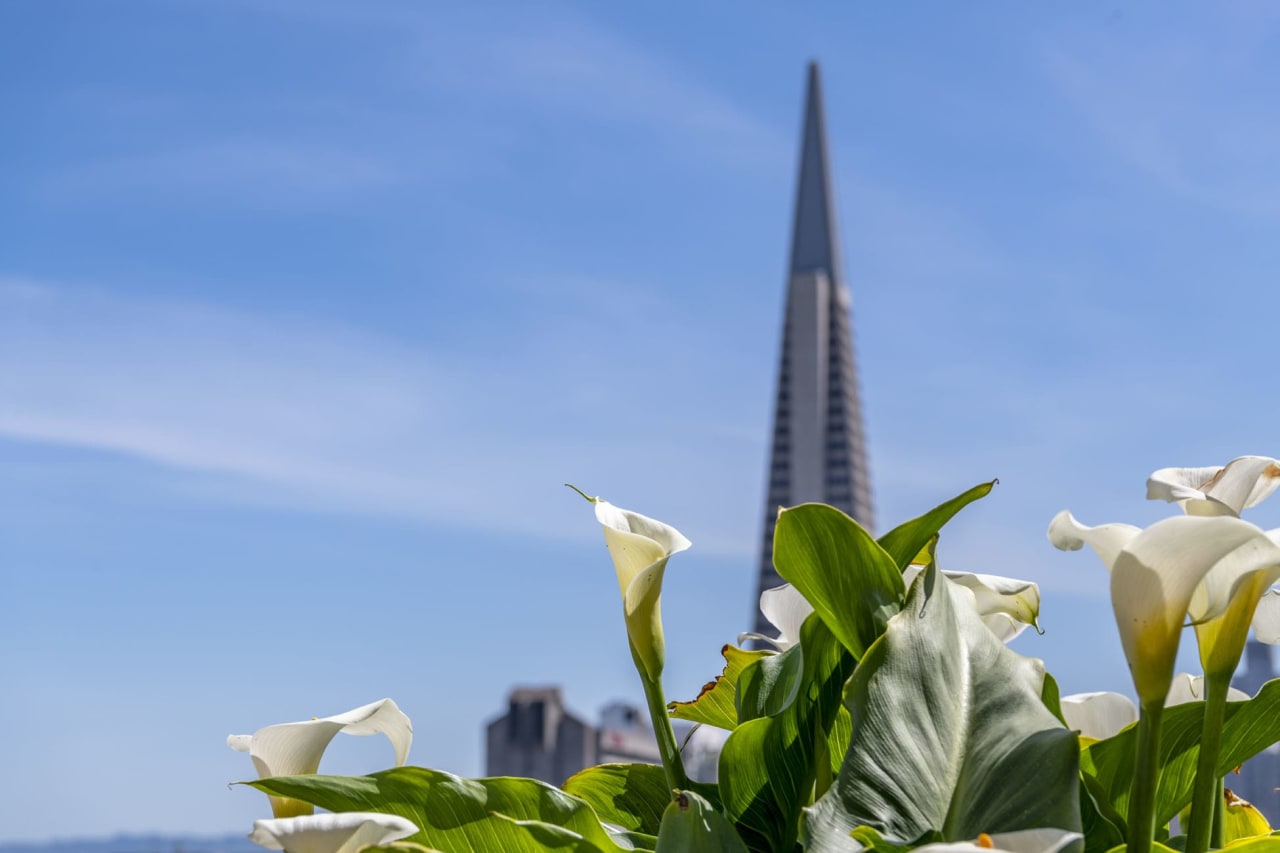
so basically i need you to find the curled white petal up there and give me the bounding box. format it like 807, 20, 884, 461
1166, 673, 1250, 706
249, 812, 418, 853
227, 698, 413, 779
747, 583, 813, 651
1060, 692, 1138, 740
904, 565, 1039, 644
1109, 515, 1280, 703
1047, 511, 1141, 571
1254, 588, 1280, 644
594, 500, 691, 597
914, 829, 1083, 853
944, 571, 1041, 641
1148, 457, 1280, 517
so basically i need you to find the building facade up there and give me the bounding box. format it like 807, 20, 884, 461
753, 62, 874, 638
1230, 640, 1280, 821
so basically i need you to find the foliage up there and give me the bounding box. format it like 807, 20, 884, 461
226, 464, 1280, 853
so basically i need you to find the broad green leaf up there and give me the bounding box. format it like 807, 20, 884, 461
563, 764, 670, 837
736, 639, 804, 722
1080, 678, 1280, 825
669, 645, 771, 731
1042, 672, 1067, 726
1080, 778, 1125, 853
773, 503, 904, 659
490, 813, 607, 852
245, 767, 622, 852
1223, 836, 1280, 853
876, 481, 996, 570
655, 790, 749, 852
805, 566, 1081, 849
718, 614, 856, 853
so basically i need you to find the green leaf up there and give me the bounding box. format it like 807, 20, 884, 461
669, 645, 772, 731
655, 790, 749, 852
563, 764, 671, 837
736, 640, 804, 722
1042, 671, 1068, 726
1080, 778, 1126, 853
245, 766, 623, 852
1081, 678, 1280, 825
718, 614, 856, 853
876, 481, 996, 570
805, 565, 1081, 848
773, 503, 904, 659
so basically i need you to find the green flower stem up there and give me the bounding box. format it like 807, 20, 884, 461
1128, 701, 1165, 853
632, 644, 689, 793
1211, 777, 1225, 850
1185, 673, 1231, 853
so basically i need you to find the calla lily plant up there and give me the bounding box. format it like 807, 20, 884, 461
229, 698, 412, 817
220, 465, 1280, 853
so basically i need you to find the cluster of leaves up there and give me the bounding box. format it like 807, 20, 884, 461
235, 483, 1280, 853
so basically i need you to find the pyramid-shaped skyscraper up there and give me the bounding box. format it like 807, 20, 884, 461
753, 62, 874, 637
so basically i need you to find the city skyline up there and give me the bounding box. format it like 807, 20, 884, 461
6, 1, 1280, 840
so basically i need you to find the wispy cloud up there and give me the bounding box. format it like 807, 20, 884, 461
42, 139, 401, 210
1042, 5, 1280, 218
0, 277, 768, 556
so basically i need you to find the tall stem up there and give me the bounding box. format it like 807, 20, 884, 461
633, 644, 689, 793
1128, 701, 1165, 853
1185, 673, 1230, 853
1211, 778, 1225, 849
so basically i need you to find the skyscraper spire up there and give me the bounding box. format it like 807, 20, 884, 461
752, 62, 874, 638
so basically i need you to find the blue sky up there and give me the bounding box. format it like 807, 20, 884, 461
5, 0, 1280, 841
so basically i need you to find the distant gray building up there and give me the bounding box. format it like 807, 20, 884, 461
1230, 640, 1280, 821
753, 62, 874, 638
485, 686, 595, 785
485, 688, 659, 785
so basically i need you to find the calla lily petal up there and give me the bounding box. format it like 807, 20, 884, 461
1148, 456, 1280, 517
1166, 673, 1250, 706
1060, 691, 1138, 741
1253, 588, 1280, 644
1107, 515, 1280, 703
1046, 511, 1141, 571
913, 829, 1083, 853
902, 565, 1040, 644
593, 499, 691, 680
739, 583, 813, 651
249, 812, 418, 853
944, 571, 1041, 641
229, 699, 412, 816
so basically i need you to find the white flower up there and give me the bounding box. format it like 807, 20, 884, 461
1060, 692, 1138, 741
738, 583, 813, 651
249, 812, 418, 853
1147, 456, 1280, 517
1165, 673, 1250, 705
1049, 511, 1280, 704
1061, 676, 1250, 742
229, 699, 412, 817
902, 566, 1042, 644
591, 497, 692, 681
913, 829, 1083, 853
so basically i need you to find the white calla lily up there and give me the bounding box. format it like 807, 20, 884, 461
229, 699, 412, 817
902, 565, 1042, 644
1147, 456, 1280, 517
591, 497, 692, 680
1254, 588, 1280, 643
1165, 673, 1250, 706
738, 583, 813, 651
913, 829, 1083, 853
1048, 511, 1280, 704
249, 812, 418, 853
1060, 692, 1138, 741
